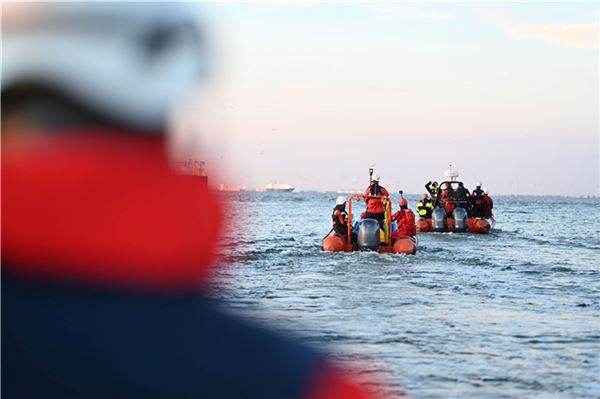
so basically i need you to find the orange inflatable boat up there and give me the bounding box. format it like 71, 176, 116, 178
417, 216, 492, 234
322, 194, 417, 255
417, 178, 493, 235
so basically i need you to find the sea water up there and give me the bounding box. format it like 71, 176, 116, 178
210, 192, 599, 398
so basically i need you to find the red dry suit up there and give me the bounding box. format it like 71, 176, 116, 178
392, 209, 416, 238
483, 194, 494, 218
441, 189, 456, 215
364, 184, 389, 213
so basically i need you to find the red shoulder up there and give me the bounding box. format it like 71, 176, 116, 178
304, 365, 375, 399
2, 132, 222, 292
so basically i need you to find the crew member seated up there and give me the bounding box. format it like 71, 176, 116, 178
392, 198, 416, 239
332, 196, 350, 238
470, 181, 487, 218
364, 175, 389, 227
416, 193, 434, 219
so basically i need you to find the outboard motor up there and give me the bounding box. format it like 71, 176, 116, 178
432, 208, 447, 232
357, 218, 380, 251
453, 207, 468, 232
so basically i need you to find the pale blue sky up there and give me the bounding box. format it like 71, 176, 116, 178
190, 3, 598, 195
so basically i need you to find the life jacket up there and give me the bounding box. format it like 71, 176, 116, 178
440, 189, 455, 214
365, 185, 389, 213
471, 188, 485, 205
444, 199, 456, 214
416, 200, 433, 218
393, 209, 416, 237
331, 205, 348, 236
470, 188, 487, 217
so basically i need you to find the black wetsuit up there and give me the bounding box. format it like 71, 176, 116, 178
470, 188, 486, 218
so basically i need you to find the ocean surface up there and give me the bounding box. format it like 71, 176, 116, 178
209, 192, 599, 399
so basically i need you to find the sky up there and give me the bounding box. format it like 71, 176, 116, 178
179, 2, 599, 196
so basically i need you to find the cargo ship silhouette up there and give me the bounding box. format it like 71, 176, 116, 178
265, 183, 294, 192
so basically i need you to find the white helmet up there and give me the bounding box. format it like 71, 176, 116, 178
371, 175, 380, 182
336, 195, 347, 205
2, 3, 207, 131
475, 181, 482, 188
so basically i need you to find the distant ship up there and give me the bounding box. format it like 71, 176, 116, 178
265, 183, 294, 192
218, 184, 249, 192
337, 189, 362, 195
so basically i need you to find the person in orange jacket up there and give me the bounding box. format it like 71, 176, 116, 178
364, 175, 389, 227
392, 198, 417, 238
1, 4, 376, 399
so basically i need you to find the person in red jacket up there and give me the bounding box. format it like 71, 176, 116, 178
483, 188, 494, 219
470, 181, 487, 218
1, 4, 375, 399
364, 175, 389, 227
440, 183, 456, 217
392, 198, 417, 238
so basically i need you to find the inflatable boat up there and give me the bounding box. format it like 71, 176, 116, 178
322, 194, 417, 255
416, 213, 492, 234
417, 179, 493, 234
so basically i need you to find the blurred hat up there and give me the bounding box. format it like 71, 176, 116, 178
2, 3, 207, 131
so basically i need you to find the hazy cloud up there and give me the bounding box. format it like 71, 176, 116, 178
374, 4, 452, 20
279, 84, 318, 98
505, 23, 598, 49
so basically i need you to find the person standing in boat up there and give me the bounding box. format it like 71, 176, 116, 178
470, 181, 487, 218
416, 193, 434, 219
483, 188, 494, 219
455, 182, 471, 213
364, 175, 389, 228
440, 183, 456, 217
392, 198, 417, 238
425, 180, 440, 203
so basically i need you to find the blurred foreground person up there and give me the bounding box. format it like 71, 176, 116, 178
2, 4, 372, 398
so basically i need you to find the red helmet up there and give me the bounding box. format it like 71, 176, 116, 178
399, 198, 408, 207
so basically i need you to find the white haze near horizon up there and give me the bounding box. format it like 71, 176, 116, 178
185, 3, 599, 196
